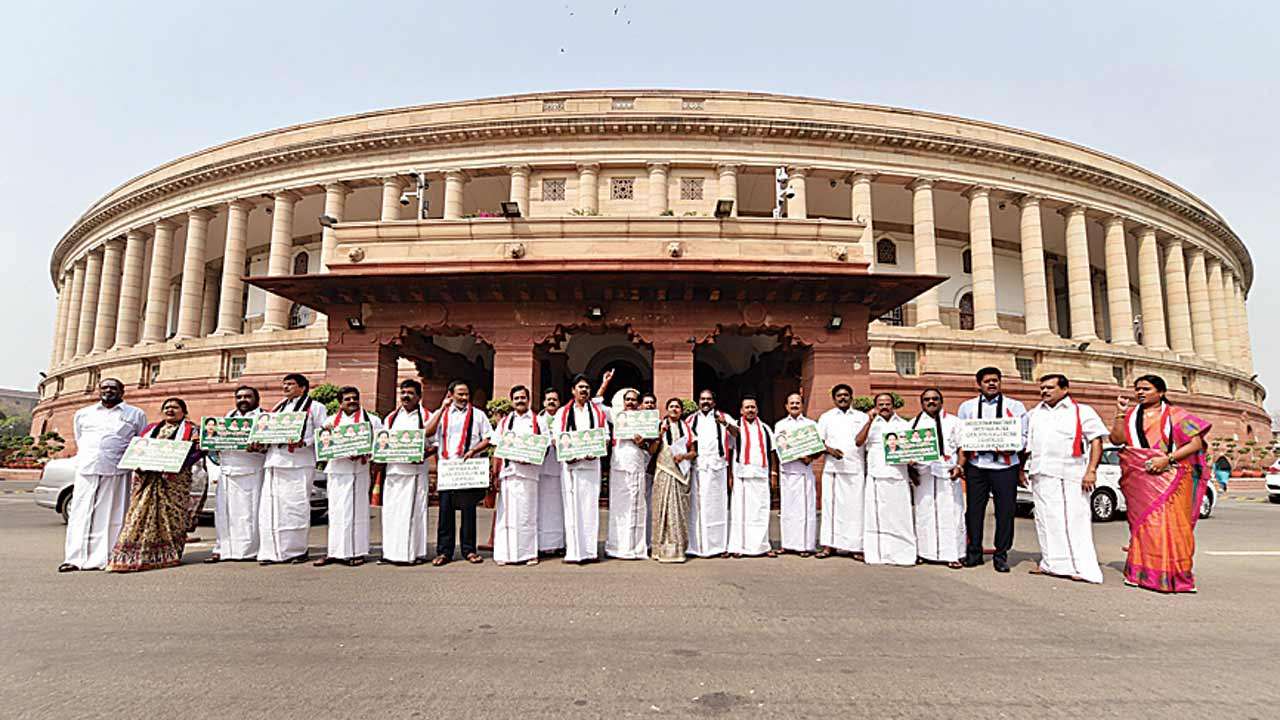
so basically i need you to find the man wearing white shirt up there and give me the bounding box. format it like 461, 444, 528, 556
554, 373, 612, 563
858, 393, 916, 566
774, 393, 822, 556
424, 380, 493, 566
908, 388, 966, 568
727, 396, 777, 558
206, 386, 266, 563
492, 385, 545, 566
259, 372, 328, 565
315, 386, 381, 567
687, 389, 739, 558
379, 379, 433, 566
60, 378, 148, 572
535, 388, 566, 557
956, 367, 1027, 573
1024, 373, 1107, 584
816, 384, 869, 559
606, 386, 655, 560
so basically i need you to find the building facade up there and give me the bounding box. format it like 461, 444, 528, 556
34, 90, 1267, 448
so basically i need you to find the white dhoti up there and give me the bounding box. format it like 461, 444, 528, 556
864, 476, 917, 566
213, 469, 263, 560
912, 470, 966, 563
819, 469, 865, 553
258, 466, 314, 562
324, 470, 370, 560
727, 476, 772, 556
494, 477, 539, 565
688, 464, 729, 557
381, 472, 429, 564
63, 471, 131, 570
1031, 474, 1103, 583
606, 469, 648, 559
561, 462, 601, 562
779, 469, 817, 552
536, 470, 566, 552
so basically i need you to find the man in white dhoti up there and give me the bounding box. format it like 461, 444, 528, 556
492, 385, 545, 566
775, 393, 821, 556
816, 384, 869, 560
314, 386, 381, 567
378, 379, 432, 566
60, 378, 148, 572
424, 380, 493, 566
606, 387, 654, 560
957, 367, 1027, 573
727, 396, 777, 558
1024, 373, 1107, 584
536, 388, 566, 557
687, 389, 738, 558
908, 388, 966, 568
858, 393, 916, 566
555, 372, 612, 563
206, 386, 266, 563
258, 373, 328, 565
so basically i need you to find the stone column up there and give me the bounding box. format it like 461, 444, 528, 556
1135, 225, 1168, 351
652, 337, 694, 406
1017, 196, 1051, 336
62, 260, 86, 361
75, 248, 104, 357
1206, 257, 1232, 362
213, 200, 254, 336
443, 169, 467, 220
963, 186, 999, 331
576, 163, 600, 214
908, 178, 941, 327
850, 172, 874, 267
786, 167, 808, 219
716, 164, 739, 217
175, 208, 214, 340
1061, 205, 1097, 340
324, 317, 401, 416
114, 229, 146, 349
1161, 238, 1195, 356
199, 270, 219, 337
1102, 216, 1136, 345
260, 190, 300, 332
380, 175, 405, 221
1222, 269, 1244, 370
1233, 279, 1254, 372
507, 165, 531, 216
91, 238, 124, 353
1184, 247, 1217, 363
141, 219, 178, 344
491, 340, 536, 399
50, 272, 71, 366
646, 162, 670, 215
1044, 259, 1060, 335
319, 182, 348, 272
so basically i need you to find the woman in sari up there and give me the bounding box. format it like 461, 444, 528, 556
108, 398, 204, 573
1108, 375, 1211, 593
651, 398, 696, 562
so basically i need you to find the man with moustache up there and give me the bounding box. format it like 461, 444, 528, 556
492, 385, 545, 566
259, 373, 328, 565
908, 388, 966, 569
774, 393, 822, 556
687, 389, 739, 558
956, 367, 1027, 572
727, 395, 777, 558
816, 384, 869, 560
423, 380, 493, 566
536, 388, 566, 557
206, 385, 266, 563
315, 386, 381, 567
858, 393, 915, 566
379, 379, 434, 566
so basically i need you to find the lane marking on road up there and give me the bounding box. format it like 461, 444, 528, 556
1205, 551, 1280, 556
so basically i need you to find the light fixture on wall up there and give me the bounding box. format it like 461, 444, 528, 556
714, 199, 734, 218
1076, 342, 1091, 352
586, 306, 605, 321
318, 214, 338, 228
500, 201, 522, 218
827, 314, 844, 330
346, 316, 365, 331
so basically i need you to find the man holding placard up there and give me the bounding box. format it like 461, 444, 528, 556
956, 367, 1027, 573
315, 386, 380, 568
492, 385, 550, 566
606, 387, 657, 560
908, 388, 966, 569
258, 373, 328, 565
554, 373, 612, 564
727, 395, 777, 558
774, 393, 824, 556
206, 386, 266, 563
858, 393, 916, 566
424, 380, 493, 566
378, 380, 432, 566
816, 384, 869, 560
535, 388, 566, 557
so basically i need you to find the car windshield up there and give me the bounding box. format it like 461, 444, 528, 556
1101, 450, 1120, 465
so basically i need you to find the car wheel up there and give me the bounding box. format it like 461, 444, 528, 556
1199, 492, 1214, 519
1269, 494, 1280, 504
1091, 488, 1117, 522
58, 488, 73, 524
1015, 503, 1035, 519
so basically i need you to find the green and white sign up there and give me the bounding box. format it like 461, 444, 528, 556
118, 436, 192, 473
248, 411, 307, 444
199, 416, 255, 451
775, 423, 826, 464
436, 457, 491, 491
314, 422, 374, 462
372, 428, 426, 463
495, 431, 552, 465
615, 410, 661, 440
555, 427, 610, 462
883, 426, 940, 464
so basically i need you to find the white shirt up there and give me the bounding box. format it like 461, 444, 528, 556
537, 410, 561, 473
264, 395, 330, 469
324, 408, 383, 475
432, 403, 493, 461
497, 410, 544, 481
74, 401, 148, 475
865, 414, 908, 480
956, 394, 1028, 470
733, 417, 773, 479
1024, 396, 1109, 480
908, 411, 963, 474
690, 409, 737, 470
817, 407, 869, 476
774, 414, 819, 474
218, 407, 265, 476
383, 404, 428, 477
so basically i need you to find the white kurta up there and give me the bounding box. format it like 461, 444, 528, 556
259, 395, 328, 562
536, 410, 566, 553
817, 407, 869, 553
775, 415, 818, 553
607, 437, 650, 559
687, 410, 736, 557
863, 414, 916, 566
908, 412, 966, 563
557, 401, 608, 562
381, 404, 430, 564
213, 407, 266, 560
323, 409, 381, 560
494, 410, 543, 565
64, 401, 147, 569
727, 418, 773, 556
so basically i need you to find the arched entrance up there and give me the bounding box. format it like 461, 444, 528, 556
694, 327, 806, 423
394, 327, 495, 408
536, 327, 653, 406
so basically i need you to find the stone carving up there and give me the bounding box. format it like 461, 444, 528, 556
666, 241, 684, 258
505, 242, 526, 259
347, 246, 366, 263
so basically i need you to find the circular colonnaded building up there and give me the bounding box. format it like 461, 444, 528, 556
34, 90, 1268, 450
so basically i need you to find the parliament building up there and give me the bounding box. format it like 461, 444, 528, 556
33, 90, 1268, 449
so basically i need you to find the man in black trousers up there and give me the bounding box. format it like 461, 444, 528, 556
956, 367, 1027, 573
423, 380, 493, 565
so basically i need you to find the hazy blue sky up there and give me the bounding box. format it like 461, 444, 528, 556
3, 1, 1276, 409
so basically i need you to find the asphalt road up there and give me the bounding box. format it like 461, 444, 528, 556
1, 483, 1278, 719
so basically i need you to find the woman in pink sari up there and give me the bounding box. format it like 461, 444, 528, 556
1108, 375, 1211, 593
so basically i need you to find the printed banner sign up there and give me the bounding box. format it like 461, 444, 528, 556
314, 422, 374, 462
614, 410, 660, 440
883, 425, 940, 464
495, 431, 552, 465
958, 417, 1023, 453
372, 429, 426, 463
555, 427, 610, 462
436, 457, 491, 491
248, 411, 307, 444
776, 423, 826, 464
200, 416, 254, 451
117, 437, 192, 473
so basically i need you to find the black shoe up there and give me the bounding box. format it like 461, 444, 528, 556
57, 563, 79, 573
993, 557, 1010, 573
288, 553, 311, 564
962, 556, 983, 568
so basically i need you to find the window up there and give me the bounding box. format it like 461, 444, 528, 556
228, 355, 247, 380
879, 306, 904, 326
680, 177, 704, 201
958, 292, 974, 330
1182, 374, 1191, 391
681, 98, 705, 110
292, 252, 310, 276
894, 350, 917, 376
611, 98, 635, 110
140, 361, 158, 387
876, 238, 898, 265
610, 177, 635, 200
1112, 365, 1126, 386
86, 369, 100, 393
541, 178, 566, 202
542, 99, 565, 112
962, 249, 972, 274
1016, 357, 1035, 382
288, 303, 314, 330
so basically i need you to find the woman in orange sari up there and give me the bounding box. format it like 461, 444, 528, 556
1108, 375, 1210, 593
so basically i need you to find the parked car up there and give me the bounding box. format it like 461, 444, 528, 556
1016, 447, 1217, 522
1265, 465, 1280, 504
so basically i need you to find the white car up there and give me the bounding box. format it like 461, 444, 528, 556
1265, 467, 1280, 504
1016, 447, 1217, 522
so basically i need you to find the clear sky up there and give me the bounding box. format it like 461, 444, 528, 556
2, 1, 1275, 410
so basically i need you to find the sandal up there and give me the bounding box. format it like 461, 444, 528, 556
766, 550, 778, 558
203, 555, 221, 564
527, 558, 539, 566
814, 549, 832, 559
852, 552, 864, 562
947, 561, 963, 570
348, 557, 365, 567
432, 555, 450, 567
466, 553, 484, 564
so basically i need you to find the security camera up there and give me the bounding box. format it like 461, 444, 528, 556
781, 188, 797, 200
399, 192, 410, 206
